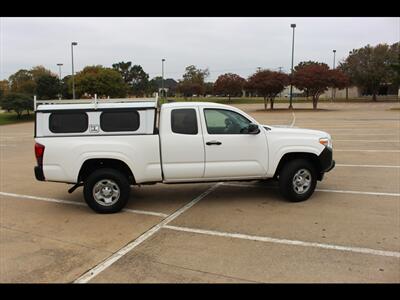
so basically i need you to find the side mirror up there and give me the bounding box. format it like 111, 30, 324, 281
247, 123, 260, 134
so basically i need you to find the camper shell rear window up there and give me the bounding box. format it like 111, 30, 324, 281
100, 110, 140, 132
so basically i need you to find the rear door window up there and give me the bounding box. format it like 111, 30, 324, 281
171, 109, 198, 135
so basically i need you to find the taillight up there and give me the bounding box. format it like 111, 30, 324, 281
35, 143, 45, 166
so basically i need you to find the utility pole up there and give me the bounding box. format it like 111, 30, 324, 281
71, 42, 78, 99
57, 63, 63, 100
162, 59, 165, 100
278, 67, 283, 98
289, 24, 296, 109
332, 49, 336, 101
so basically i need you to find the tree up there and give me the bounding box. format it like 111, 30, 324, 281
338, 42, 399, 101
36, 74, 60, 100
177, 65, 209, 98
9, 69, 36, 95
30, 65, 55, 82
112, 61, 150, 96
177, 81, 203, 99
329, 69, 351, 99
8, 66, 58, 99
214, 73, 245, 101
130, 65, 150, 96
112, 61, 134, 83
0, 93, 33, 118
74, 65, 127, 98
292, 61, 332, 110
182, 65, 210, 83
246, 70, 289, 110
61, 75, 73, 99
0, 80, 10, 99
203, 82, 214, 96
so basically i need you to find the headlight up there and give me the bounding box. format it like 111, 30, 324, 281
319, 137, 332, 149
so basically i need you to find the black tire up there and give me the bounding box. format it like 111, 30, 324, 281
278, 159, 317, 202
83, 168, 130, 213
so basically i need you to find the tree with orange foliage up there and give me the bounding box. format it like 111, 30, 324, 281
293, 61, 350, 109
246, 70, 289, 110
213, 73, 246, 102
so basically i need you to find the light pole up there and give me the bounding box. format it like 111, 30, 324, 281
289, 23, 296, 109
57, 63, 63, 100
161, 59, 165, 99
332, 49, 336, 101
278, 67, 283, 98
71, 42, 78, 99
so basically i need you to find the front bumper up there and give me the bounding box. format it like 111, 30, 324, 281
318, 147, 335, 172
325, 159, 335, 172
317, 147, 335, 180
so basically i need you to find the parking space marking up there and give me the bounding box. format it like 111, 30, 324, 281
221, 183, 400, 197
335, 149, 400, 153
330, 134, 398, 136
303, 128, 398, 131
0, 191, 168, 218
123, 208, 168, 218
163, 225, 400, 258
73, 182, 222, 283
290, 111, 296, 127
336, 164, 400, 169
314, 189, 400, 197
334, 140, 400, 143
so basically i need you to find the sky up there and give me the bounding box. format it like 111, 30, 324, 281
1, 17, 399, 82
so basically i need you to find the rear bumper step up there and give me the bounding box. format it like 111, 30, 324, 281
34, 166, 45, 181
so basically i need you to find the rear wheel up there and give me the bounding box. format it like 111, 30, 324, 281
83, 168, 130, 213
279, 159, 317, 202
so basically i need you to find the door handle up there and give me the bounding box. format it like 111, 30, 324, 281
206, 141, 222, 146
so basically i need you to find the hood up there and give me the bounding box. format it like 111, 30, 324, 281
263, 125, 330, 139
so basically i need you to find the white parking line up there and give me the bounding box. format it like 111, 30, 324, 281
73, 183, 222, 283
331, 134, 398, 136
290, 111, 296, 127
0, 191, 168, 218
334, 140, 400, 143
220, 183, 400, 197
314, 189, 400, 197
305, 128, 397, 131
335, 149, 400, 153
336, 164, 400, 169
163, 225, 400, 258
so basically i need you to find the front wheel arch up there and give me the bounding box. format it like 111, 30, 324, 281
274, 152, 322, 180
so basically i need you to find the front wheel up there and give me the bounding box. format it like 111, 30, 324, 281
83, 168, 130, 213
278, 159, 317, 202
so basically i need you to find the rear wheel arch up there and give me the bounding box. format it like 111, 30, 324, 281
78, 158, 135, 184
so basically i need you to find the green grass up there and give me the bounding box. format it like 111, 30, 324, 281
0, 112, 35, 126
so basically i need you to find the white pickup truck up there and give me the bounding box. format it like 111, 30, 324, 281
34, 96, 335, 213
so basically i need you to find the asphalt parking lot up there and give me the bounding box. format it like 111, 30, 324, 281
1, 101, 399, 283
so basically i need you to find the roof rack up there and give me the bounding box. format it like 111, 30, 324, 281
34, 93, 159, 111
